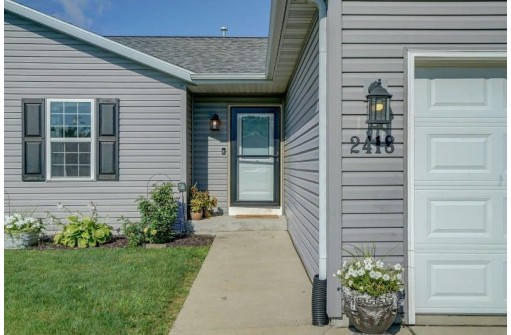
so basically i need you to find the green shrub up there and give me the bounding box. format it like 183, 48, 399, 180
49, 203, 113, 248
120, 217, 145, 248
121, 182, 179, 246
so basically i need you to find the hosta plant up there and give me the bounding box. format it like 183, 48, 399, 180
4, 213, 44, 236
48, 202, 113, 248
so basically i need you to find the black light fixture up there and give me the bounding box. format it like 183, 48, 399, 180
210, 114, 221, 131
366, 79, 392, 124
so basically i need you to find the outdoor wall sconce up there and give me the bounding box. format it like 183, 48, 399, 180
366, 79, 392, 125
210, 114, 221, 131
350, 78, 395, 155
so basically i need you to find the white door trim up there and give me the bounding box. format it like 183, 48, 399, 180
405, 50, 506, 324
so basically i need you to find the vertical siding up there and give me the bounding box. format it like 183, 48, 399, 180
191, 96, 282, 214
284, 18, 319, 280
4, 12, 187, 231
339, 2, 506, 260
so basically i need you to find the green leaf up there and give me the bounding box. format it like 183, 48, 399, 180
77, 238, 88, 248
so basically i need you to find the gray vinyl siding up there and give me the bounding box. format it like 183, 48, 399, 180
283, 19, 319, 280
192, 96, 283, 214
4, 12, 187, 231
339, 1, 506, 262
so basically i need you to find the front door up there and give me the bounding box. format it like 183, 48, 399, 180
230, 107, 280, 206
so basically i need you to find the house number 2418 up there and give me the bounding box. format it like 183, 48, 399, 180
350, 135, 395, 154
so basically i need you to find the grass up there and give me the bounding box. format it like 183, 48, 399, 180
4, 246, 210, 335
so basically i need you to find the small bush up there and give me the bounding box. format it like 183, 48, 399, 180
121, 182, 179, 246
49, 203, 113, 248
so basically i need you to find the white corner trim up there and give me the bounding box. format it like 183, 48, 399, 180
405, 49, 507, 325
5, 0, 194, 83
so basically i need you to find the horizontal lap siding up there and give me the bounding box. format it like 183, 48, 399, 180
4, 12, 186, 231
340, 1, 506, 260
284, 19, 319, 280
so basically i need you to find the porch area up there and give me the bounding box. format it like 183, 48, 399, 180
189, 215, 288, 234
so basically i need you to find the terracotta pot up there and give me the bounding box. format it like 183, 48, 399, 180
342, 287, 399, 334
191, 211, 203, 221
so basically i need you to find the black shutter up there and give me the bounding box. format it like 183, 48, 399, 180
96, 99, 119, 181
22, 99, 45, 181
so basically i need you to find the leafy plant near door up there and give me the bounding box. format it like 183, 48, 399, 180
189, 184, 218, 220
334, 244, 404, 334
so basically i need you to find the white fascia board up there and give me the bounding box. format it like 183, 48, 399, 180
190, 73, 270, 84
4, 0, 194, 83
265, 0, 287, 79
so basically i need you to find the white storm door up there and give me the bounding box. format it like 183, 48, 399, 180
413, 65, 507, 314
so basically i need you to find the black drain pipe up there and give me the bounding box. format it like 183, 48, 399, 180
312, 274, 328, 326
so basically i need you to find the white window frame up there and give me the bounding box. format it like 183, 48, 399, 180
46, 98, 96, 181
405, 50, 506, 325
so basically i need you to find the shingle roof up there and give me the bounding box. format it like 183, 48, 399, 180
107, 36, 268, 74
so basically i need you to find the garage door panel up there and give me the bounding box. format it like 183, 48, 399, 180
415, 253, 506, 313
415, 77, 506, 118
413, 64, 506, 315
415, 190, 505, 245
415, 127, 505, 182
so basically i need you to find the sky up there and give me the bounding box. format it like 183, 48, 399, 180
12, 0, 272, 37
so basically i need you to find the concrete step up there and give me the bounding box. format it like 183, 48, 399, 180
188, 215, 287, 234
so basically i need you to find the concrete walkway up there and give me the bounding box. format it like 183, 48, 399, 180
169, 231, 507, 335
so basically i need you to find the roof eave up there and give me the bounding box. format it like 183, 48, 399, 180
265, 0, 287, 79
4, 0, 195, 83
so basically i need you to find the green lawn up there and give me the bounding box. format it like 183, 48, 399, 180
4, 246, 209, 335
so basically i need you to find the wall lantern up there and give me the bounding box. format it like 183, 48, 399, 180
177, 182, 187, 193
210, 114, 221, 131
366, 79, 392, 124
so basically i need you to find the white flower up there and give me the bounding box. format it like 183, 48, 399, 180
336, 269, 342, 275
348, 280, 353, 286
357, 269, 365, 276
344, 274, 350, 280
369, 270, 376, 279
364, 263, 373, 271
394, 264, 402, 271
57, 202, 63, 210
382, 274, 390, 281
355, 261, 361, 267
375, 272, 382, 279
363, 257, 372, 265
342, 260, 347, 268
376, 260, 384, 269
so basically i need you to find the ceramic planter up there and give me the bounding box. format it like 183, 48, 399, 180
342, 286, 399, 334
4, 231, 39, 249
191, 211, 203, 221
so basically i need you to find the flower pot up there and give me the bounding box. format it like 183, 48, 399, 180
342, 286, 399, 334
4, 232, 39, 249
191, 211, 203, 221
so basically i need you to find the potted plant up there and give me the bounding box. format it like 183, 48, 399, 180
190, 198, 203, 220
203, 190, 218, 218
4, 213, 44, 249
334, 245, 404, 334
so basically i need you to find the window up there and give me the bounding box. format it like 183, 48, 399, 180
47, 99, 95, 180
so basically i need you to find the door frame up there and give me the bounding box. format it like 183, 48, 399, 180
227, 104, 283, 208
405, 50, 506, 324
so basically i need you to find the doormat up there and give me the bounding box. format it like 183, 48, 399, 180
235, 215, 279, 219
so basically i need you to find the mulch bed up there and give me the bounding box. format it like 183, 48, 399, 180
29, 234, 214, 250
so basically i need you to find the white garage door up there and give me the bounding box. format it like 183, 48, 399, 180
414, 64, 506, 314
